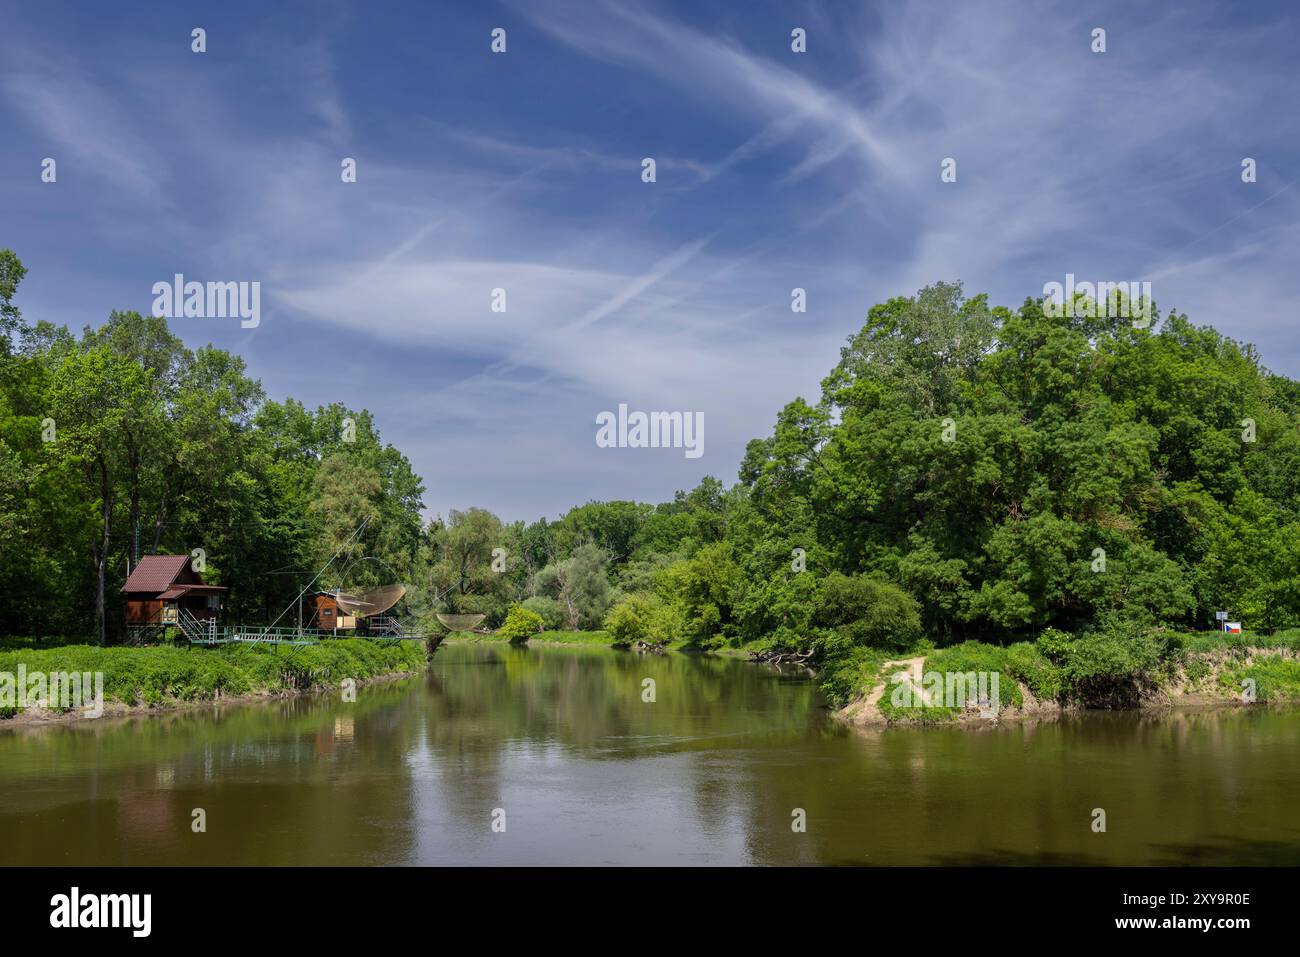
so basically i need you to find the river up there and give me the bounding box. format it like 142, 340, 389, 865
1, 641, 1297, 865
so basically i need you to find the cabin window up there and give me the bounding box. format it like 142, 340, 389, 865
206, 594, 220, 609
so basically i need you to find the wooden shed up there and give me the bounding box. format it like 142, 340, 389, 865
303, 586, 405, 634
304, 591, 357, 633
122, 555, 226, 628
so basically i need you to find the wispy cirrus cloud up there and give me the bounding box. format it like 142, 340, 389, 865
3, 0, 1299, 520
2, 54, 170, 201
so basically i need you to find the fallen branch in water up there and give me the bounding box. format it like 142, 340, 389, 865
748, 648, 815, 666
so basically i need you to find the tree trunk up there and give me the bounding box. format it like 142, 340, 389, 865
151, 485, 170, 552
93, 455, 111, 645
127, 433, 140, 565
559, 572, 578, 629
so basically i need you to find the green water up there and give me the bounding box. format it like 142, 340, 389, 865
1, 641, 1298, 865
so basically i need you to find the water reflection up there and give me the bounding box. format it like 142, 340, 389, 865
0, 642, 1297, 865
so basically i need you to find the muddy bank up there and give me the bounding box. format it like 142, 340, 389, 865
834, 651, 1287, 729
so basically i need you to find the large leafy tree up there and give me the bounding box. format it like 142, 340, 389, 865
46, 345, 157, 642
0, 251, 427, 640
739, 282, 1298, 642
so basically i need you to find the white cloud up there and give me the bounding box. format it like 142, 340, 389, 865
6, 0, 1300, 521
2, 56, 170, 200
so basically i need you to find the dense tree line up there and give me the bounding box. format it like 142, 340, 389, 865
0, 250, 423, 642
5, 249, 1299, 664
733, 282, 1300, 643
455, 281, 1300, 662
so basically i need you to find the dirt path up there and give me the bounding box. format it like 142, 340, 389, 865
840, 655, 927, 723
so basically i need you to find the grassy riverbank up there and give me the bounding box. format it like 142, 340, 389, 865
10, 624, 1296, 728
445, 629, 616, 646
446, 629, 751, 656
0, 638, 426, 719
446, 619, 1300, 722
825, 627, 1300, 725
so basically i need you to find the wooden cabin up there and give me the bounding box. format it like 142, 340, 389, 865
304, 591, 357, 632
122, 555, 226, 627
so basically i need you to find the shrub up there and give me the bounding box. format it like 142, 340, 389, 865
603, 593, 674, 648
814, 572, 922, 650
1036, 620, 1164, 706
1004, 641, 1063, 700
603, 596, 648, 647
521, 596, 567, 631
496, 604, 545, 644
1183, 657, 1211, 684
816, 643, 886, 709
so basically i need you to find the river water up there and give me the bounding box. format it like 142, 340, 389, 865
1, 642, 1297, 865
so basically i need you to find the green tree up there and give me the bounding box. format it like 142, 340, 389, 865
536, 543, 613, 630
46, 346, 157, 642
497, 603, 545, 644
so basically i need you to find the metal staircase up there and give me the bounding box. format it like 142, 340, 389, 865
177, 609, 216, 643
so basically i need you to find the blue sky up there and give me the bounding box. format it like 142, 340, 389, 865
3, 0, 1299, 522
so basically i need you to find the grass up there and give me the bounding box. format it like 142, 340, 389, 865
0, 635, 97, 651
876, 641, 1026, 722
445, 628, 615, 646
447, 628, 761, 653
0, 638, 425, 716
1218, 654, 1300, 703
1172, 628, 1300, 655
831, 627, 1300, 722
533, 629, 615, 645
1162, 630, 1300, 701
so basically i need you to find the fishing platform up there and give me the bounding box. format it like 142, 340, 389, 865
122, 554, 423, 647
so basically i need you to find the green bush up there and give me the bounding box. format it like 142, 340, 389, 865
816, 643, 887, 708
1004, 641, 1063, 700
520, 596, 567, 631
1035, 621, 1164, 706
496, 604, 545, 644
1184, 657, 1211, 684
814, 572, 922, 650
604, 594, 661, 647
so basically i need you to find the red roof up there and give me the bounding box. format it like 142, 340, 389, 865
122, 555, 199, 593
158, 584, 225, 599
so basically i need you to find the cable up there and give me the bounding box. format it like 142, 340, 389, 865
254, 516, 372, 640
